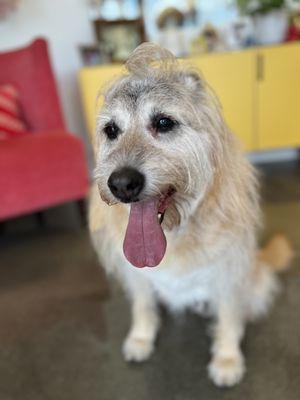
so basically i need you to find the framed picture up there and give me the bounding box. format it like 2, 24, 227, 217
94, 18, 145, 62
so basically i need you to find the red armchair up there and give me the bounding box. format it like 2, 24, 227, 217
0, 38, 89, 222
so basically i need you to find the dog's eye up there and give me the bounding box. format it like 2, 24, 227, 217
154, 116, 176, 133
103, 122, 120, 140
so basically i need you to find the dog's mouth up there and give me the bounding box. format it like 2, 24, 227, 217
123, 187, 175, 268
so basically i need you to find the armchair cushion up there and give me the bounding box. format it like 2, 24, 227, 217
0, 130, 89, 220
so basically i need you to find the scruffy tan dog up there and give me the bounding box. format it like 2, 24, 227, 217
89, 43, 292, 387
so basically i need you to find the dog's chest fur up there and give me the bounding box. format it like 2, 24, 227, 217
138, 263, 216, 311
118, 226, 228, 312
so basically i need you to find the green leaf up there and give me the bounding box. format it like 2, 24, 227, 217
236, 0, 285, 15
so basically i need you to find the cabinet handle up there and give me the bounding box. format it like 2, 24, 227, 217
257, 54, 264, 81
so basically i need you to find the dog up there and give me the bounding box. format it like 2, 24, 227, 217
89, 43, 293, 387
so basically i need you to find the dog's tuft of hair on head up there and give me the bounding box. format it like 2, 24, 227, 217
125, 42, 203, 95
125, 42, 177, 77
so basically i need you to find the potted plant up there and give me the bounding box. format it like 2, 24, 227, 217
236, 0, 289, 44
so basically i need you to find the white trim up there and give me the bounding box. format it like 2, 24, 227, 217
247, 148, 299, 164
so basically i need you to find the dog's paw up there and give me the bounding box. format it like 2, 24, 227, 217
208, 354, 245, 387
122, 336, 154, 362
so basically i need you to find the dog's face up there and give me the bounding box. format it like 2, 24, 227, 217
94, 44, 225, 268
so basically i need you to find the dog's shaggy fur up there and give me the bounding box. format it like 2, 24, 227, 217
89, 43, 293, 387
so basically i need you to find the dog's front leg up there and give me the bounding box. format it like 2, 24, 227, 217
122, 274, 160, 362
208, 297, 246, 387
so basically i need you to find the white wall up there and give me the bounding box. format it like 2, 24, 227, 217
0, 0, 95, 138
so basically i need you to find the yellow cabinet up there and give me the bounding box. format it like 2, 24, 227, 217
257, 43, 300, 150
189, 50, 256, 151
79, 52, 256, 150
78, 43, 300, 151
79, 64, 123, 139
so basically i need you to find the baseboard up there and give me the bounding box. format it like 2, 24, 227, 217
247, 148, 299, 164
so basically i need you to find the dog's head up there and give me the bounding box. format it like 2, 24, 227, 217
94, 43, 228, 268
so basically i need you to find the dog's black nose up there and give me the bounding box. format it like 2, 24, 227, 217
108, 167, 145, 203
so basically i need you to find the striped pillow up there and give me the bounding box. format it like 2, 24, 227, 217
0, 84, 28, 140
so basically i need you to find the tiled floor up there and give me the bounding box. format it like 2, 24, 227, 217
0, 161, 299, 400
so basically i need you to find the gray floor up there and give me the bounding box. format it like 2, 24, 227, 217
0, 162, 299, 400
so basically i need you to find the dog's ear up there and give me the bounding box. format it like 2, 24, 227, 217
179, 71, 203, 93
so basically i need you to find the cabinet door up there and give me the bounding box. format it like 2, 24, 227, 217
79, 64, 123, 140
257, 43, 300, 150
189, 50, 256, 151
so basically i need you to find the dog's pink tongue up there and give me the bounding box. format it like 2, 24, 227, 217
123, 198, 166, 268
